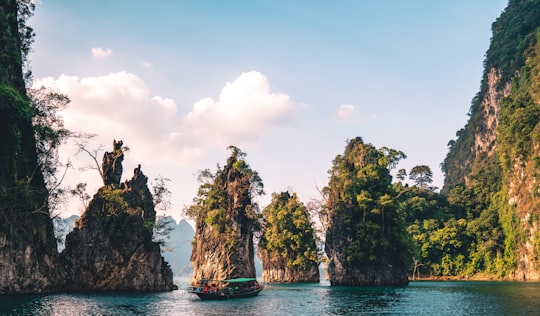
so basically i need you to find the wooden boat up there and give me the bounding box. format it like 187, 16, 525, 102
188, 277, 263, 300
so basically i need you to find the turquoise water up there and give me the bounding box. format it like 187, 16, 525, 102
1, 279, 540, 315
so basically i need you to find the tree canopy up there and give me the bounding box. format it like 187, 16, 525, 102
259, 191, 319, 270
324, 137, 408, 270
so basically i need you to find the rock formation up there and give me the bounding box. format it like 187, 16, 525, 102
324, 137, 409, 286
0, 0, 63, 294
102, 139, 124, 187
441, 0, 540, 280
189, 146, 262, 283
60, 141, 177, 291
258, 192, 320, 283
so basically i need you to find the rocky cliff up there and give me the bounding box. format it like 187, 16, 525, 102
61, 141, 177, 291
258, 192, 320, 283
189, 147, 262, 283
258, 251, 319, 283
442, 0, 540, 280
0, 0, 63, 294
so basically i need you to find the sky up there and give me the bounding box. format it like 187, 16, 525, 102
28, 1, 508, 221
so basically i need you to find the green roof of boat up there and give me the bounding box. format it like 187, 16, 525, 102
222, 278, 257, 283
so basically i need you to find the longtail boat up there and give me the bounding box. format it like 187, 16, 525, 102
188, 278, 263, 300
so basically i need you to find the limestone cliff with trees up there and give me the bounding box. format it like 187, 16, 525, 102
437, 0, 540, 280
0, 0, 64, 294
323, 137, 409, 286
187, 146, 263, 282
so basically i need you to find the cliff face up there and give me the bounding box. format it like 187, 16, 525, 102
258, 251, 319, 283
189, 147, 262, 283
442, 0, 540, 280
0, 0, 63, 294
258, 192, 320, 283
325, 212, 409, 286
501, 50, 540, 280
61, 141, 177, 291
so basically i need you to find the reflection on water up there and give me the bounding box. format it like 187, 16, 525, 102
1, 280, 540, 315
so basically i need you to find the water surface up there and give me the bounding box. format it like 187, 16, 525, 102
1, 279, 539, 315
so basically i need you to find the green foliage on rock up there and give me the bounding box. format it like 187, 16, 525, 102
324, 137, 409, 283
187, 146, 264, 245
100, 187, 129, 216
259, 192, 319, 270
436, 0, 540, 279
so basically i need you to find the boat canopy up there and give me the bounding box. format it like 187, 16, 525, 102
223, 278, 257, 283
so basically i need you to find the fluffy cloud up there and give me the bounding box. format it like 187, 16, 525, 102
91, 47, 113, 58
185, 71, 298, 142
336, 104, 355, 120
34, 70, 298, 166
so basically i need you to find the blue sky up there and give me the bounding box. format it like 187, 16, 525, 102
29, 1, 508, 220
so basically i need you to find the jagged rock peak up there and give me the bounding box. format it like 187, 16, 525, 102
61, 140, 176, 291
102, 139, 124, 187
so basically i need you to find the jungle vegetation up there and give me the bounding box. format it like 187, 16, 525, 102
258, 191, 319, 270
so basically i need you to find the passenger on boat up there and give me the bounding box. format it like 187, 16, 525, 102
210, 284, 218, 294
202, 283, 210, 294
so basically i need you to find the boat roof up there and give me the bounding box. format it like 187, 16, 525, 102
223, 278, 257, 283
198, 277, 257, 283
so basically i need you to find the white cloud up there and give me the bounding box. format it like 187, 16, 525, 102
34, 72, 193, 167
336, 104, 355, 120
185, 71, 299, 143
91, 47, 113, 58
33, 70, 299, 170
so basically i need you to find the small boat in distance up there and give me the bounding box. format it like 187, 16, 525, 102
188, 277, 263, 300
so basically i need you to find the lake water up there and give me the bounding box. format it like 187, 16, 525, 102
1, 278, 539, 315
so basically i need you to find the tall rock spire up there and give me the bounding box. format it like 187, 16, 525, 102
189, 146, 263, 282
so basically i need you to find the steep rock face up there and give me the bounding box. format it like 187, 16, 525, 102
472, 69, 510, 157
189, 147, 261, 283
0, 210, 63, 294
61, 142, 176, 291
0, 0, 63, 294
505, 105, 540, 280
442, 0, 540, 280
190, 224, 256, 282
258, 251, 319, 283
325, 214, 409, 286
327, 257, 408, 286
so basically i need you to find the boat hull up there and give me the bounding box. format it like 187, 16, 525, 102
188, 278, 264, 300
193, 287, 263, 300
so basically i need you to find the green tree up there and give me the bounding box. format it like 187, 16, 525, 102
409, 165, 433, 190
396, 168, 407, 182
259, 191, 319, 269
28, 87, 72, 214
